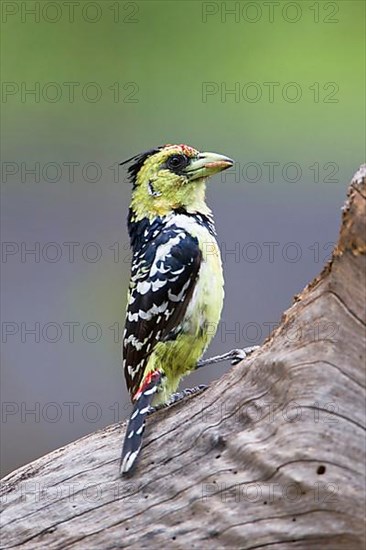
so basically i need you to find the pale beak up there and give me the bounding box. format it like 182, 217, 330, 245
184, 152, 234, 180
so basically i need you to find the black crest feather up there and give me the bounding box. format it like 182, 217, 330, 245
120, 147, 163, 185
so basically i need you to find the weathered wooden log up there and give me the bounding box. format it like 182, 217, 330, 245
1, 166, 365, 550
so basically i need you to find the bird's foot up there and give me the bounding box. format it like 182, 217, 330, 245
196, 346, 260, 368
147, 384, 208, 415
230, 346, 260, 365
167, 384, 208, 405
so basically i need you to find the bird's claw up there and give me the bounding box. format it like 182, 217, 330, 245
230, 346, 260, 365
147, 384, 208, 415
167, 384, 208, 405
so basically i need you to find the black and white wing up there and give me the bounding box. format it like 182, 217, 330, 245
123, 226, 202, 399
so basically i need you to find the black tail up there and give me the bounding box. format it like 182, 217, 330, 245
120, 371, 162, 476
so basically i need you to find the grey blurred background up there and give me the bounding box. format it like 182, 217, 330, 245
1, 0, 364, 477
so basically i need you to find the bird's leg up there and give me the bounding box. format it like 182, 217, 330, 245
147, 347, 259, 416
196, 346, 260, 369
147, 384, 208, 415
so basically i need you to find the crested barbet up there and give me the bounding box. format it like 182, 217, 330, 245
119, 144, 253, 476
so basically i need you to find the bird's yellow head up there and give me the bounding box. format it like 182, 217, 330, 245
122, 144, 234, 221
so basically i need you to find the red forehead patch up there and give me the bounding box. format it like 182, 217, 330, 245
179, 144, 197, 156
164, 144, 198, 156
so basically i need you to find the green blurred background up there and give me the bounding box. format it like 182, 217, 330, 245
1, 0, 365, 477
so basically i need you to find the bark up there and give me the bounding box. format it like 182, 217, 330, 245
1, 166, 365, 550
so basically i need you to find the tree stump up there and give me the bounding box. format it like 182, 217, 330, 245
1, 166, 365, 550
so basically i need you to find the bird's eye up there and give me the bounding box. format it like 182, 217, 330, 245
167, 154, 189, 171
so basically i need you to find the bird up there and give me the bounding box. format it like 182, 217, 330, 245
119, 143, 242, 476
